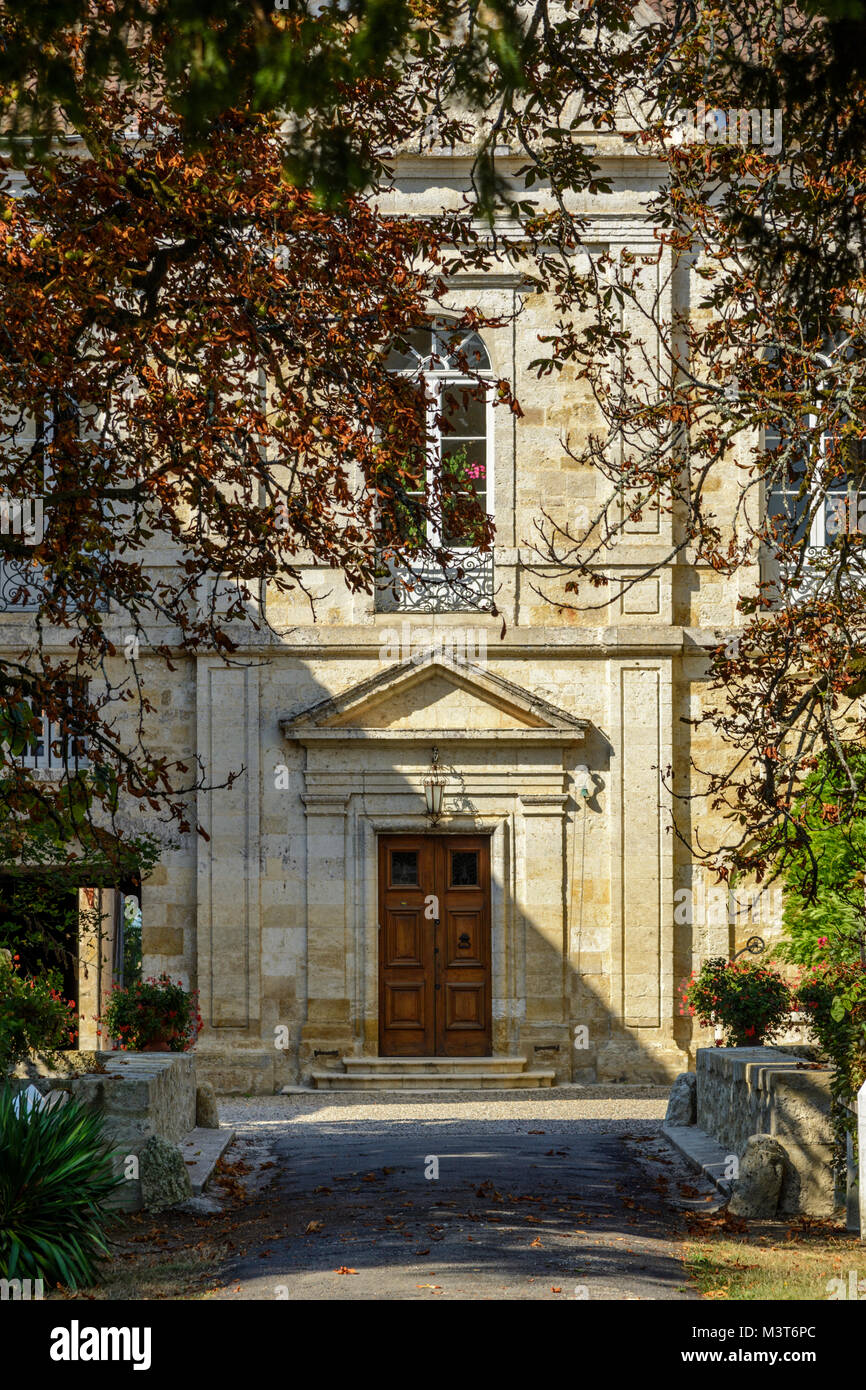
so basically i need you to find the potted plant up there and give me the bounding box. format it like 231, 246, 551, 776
98, 974, 202, 1052
680, 956, 792, 1047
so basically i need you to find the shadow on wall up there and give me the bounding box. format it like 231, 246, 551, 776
141, 642, 693, 1090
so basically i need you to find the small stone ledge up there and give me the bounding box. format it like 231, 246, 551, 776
662, 1123, 734, 1198
178, 1126, 236, 1195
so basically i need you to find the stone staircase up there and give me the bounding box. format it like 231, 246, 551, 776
308, 1055, 556, 1091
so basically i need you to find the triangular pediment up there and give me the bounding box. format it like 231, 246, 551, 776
280, 650, 587, 743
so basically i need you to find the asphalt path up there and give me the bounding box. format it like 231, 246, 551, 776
208, 1099, 704, 1301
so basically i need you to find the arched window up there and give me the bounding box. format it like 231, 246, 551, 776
378, 321, 495, 612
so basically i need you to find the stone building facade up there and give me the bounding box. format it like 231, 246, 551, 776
2, 130, 775, 1093
138, 136, 770, 1094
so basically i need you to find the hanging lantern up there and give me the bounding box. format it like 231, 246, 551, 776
423, 746, 446, 822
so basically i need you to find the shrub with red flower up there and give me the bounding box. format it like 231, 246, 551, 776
680, 957, 792, 1048
0, 952, 77, 1074
794, 961, 866, 1176
98, 974, 201, 1052
795, 961, 866, 1088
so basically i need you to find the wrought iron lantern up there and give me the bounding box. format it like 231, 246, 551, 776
423, 746, 446, 823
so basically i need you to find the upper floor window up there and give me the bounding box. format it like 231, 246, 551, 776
0, 394, 110, 615
764, 335, 866, 581
2, 686, 89, 772
376, 322, 495, 613
766, 426, 866, 551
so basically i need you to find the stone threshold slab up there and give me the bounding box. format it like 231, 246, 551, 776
279, 1082, 672, 1096
662, 1123, 734, 1199
308, 1072, 556, 1090
178, 1126, 235, 1196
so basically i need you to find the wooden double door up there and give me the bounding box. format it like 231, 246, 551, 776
378, 834, 491, 1057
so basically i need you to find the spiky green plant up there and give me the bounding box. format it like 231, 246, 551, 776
0, 1084, 123, 1289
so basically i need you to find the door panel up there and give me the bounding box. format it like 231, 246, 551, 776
435, 836, 490, 1056
378, 834, 491, 1057
378, 836, 435, 1055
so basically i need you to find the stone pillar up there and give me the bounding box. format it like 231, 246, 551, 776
299, 793, 351, 1072
603, 658, 681, 1081
518, 792, 570, 1076
195, 663, 261, 1034
77, 887, 119, 1048
620, 667, 662, 1027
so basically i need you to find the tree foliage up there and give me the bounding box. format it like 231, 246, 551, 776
776, 748, 866, 966
0, 2, 647, 866
519, 1, 866, 889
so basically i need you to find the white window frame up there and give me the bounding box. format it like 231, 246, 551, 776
14, 706, 89, 771
765, 335, 866, 556
767, 415, 866, 550
387, 345, 495, 553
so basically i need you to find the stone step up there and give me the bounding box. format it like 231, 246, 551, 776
309, 1070, 556, 1091
342, 1055, 529, 1075
178, 1125, 236, 1195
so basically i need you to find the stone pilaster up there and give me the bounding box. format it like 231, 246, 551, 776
517, 792, 571, 1076
299, 792, 352, 1074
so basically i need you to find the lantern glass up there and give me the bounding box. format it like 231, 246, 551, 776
424, 778, 444, 817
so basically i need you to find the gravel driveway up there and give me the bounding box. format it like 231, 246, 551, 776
206, 1088, 706, 1301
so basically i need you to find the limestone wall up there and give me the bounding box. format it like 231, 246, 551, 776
16, 1052, 197, 1212
696, 1047, 835, 1215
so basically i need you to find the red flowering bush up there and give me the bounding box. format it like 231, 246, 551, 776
98, 974, 202, 1052
680, 957, 792, 1047
0, 952, 77, 1074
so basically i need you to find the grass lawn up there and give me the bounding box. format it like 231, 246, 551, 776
682, 1210, 864, 1300
48, 1210, 232, 1301
49, 1159, 253, 1301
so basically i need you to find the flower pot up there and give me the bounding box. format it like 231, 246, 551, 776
141, 1037, 175, 1052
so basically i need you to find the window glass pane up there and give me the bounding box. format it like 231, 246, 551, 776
379, 383, 428, 547
385, 328, 432, 372
391, 850, 419, 885
455, 332, 491, 371
767, 483, 810, 543
442, 438, 486, 486
822, 435, 866, 538
441, 390, 486, 439
766, 425, 810, 544
441, 441, 487, 504
433, 327, 491, 371
441, 440, 487, 547
451, 850, 478, 886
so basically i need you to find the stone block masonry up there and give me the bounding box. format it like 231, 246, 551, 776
696, 1047, 835, 1216
16, 1051, 197, 1211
